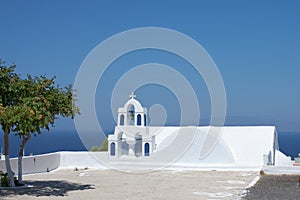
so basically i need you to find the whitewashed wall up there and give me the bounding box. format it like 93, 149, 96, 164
0, 151, 108, 174
59, 151, 107, 169
0, 152, 60, 174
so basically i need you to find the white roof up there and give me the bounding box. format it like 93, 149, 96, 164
150, 126, 278, 167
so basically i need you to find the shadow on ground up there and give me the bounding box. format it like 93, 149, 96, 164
0, 180, 95, 197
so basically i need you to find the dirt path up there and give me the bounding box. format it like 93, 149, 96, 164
1, 169, 258, 200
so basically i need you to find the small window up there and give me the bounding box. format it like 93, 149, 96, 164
144, 143, 150, 156
137, 114, 142, 126
120, 115, 124, 126
110, 142, 116, 156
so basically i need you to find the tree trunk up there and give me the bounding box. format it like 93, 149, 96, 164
18, 133, 30, 185
4, 126, 15, 187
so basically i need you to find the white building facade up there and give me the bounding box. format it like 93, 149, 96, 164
107, 93, 292, 168
108, 92, 156, 157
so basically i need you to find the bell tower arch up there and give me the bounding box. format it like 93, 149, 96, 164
117, 92, 147, 127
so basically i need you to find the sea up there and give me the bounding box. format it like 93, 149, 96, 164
1, 130, 300, 159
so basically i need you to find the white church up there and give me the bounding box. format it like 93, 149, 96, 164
108, 93, 291, 167
108, 92, 155, 157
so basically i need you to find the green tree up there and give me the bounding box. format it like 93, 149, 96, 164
13, 75, 79, 185
98, 138, 108, 151
90, 138, 108, 152
0, 61, 19, 187
0, 60, 80, 186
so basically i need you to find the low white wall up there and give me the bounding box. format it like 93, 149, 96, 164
275, 150, 292, 166
0, 151, 108, 174
59, 151, 108, 169
0, 152, 60, 174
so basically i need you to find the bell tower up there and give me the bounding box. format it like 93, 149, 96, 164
108, 92, 155, 158
117, 92, 147, 127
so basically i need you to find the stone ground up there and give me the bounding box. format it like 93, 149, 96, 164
243, 174, 300, 200
0, 169, 258, 200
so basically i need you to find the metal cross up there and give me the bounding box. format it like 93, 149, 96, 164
129, 92, 136, 99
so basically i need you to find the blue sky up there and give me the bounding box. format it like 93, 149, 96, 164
1, 1, 300, 132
